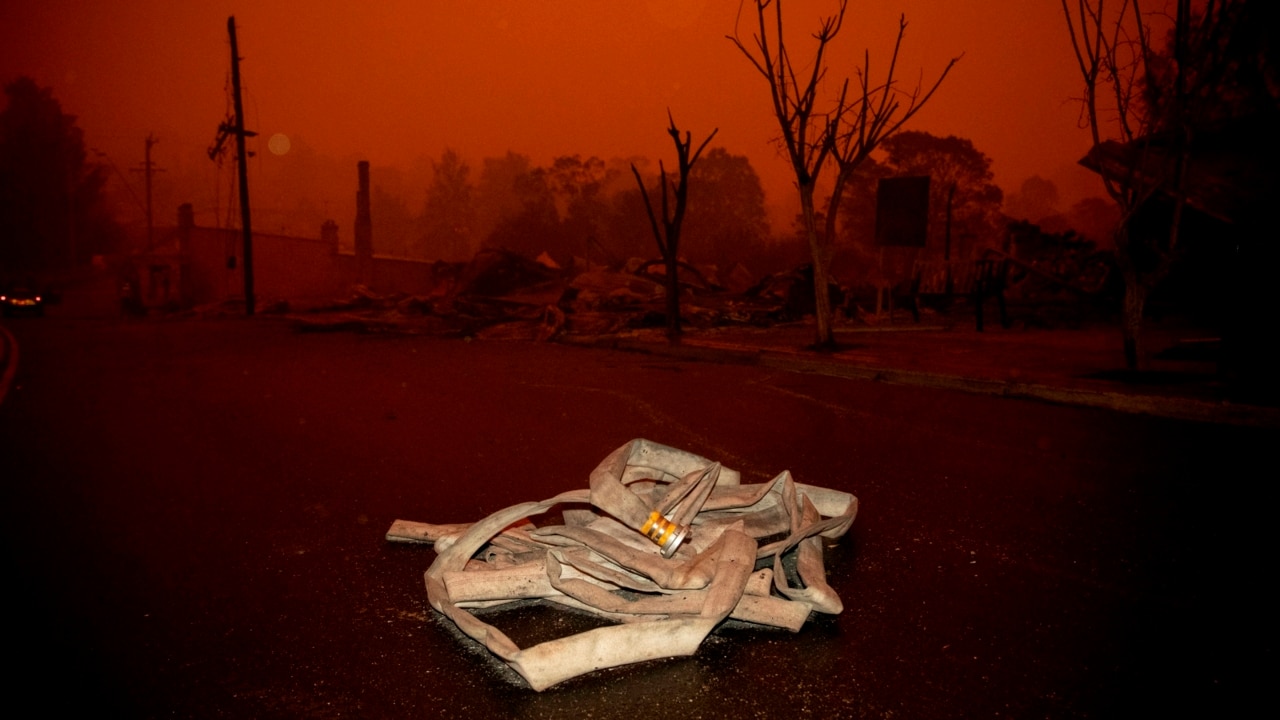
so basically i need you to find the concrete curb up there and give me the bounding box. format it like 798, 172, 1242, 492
559, 334, 1280, 429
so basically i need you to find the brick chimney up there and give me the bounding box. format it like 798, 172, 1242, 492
354, 161, 373, 285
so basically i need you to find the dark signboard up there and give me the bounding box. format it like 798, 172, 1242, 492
875, 176, 930, 247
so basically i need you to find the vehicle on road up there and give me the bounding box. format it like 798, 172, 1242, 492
1, 284, 45, 317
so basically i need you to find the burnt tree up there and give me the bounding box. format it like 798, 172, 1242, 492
631, 112, 717, 342
1062, 0, 1253, 370
730, 0, 844, 348
731, 0, 956, 349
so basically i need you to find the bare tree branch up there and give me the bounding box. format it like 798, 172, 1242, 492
632, 111, 717, 342
730, 0, 955, 348
822, 14, 960, 276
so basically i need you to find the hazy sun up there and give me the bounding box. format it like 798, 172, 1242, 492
268, 133, 291, 156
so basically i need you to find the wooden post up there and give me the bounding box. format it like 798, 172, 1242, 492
944, 182, 955, 297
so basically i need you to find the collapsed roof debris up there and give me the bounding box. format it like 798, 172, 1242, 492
386, 439, 858, 691
289, 250, 798, 337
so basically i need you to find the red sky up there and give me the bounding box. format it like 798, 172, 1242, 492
3, 0, 1107, 235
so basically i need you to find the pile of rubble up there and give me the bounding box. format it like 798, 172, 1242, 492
291, 249, 820, 339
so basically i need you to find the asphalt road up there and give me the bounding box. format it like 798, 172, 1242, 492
0, 304, 1272, 718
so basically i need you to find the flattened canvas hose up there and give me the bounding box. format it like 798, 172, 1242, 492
389, 439, 858, 691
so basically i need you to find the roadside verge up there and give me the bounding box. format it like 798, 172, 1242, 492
560, 333, 1280, 429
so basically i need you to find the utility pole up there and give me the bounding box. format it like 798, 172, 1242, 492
131, 133, 164, 250
227, 16, 257, 316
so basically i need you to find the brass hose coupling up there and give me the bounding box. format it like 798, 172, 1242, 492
640, 510, 689, 558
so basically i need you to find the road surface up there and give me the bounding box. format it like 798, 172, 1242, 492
0, 302, 1271, 718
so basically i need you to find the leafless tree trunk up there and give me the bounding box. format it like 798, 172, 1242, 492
632, 112, 717, 343
731, 1, 956, 349
729, 0, 845, 348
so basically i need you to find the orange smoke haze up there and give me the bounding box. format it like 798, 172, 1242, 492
2, 0, 1104, 238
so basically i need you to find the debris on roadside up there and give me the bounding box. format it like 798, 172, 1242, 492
386, 438, 858, 691
280, 249, 978, 339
